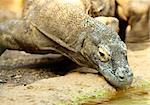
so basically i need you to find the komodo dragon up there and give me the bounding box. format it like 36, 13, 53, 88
0, 0, 133, 88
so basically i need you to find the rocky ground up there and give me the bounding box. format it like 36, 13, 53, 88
0, 42, 149, 105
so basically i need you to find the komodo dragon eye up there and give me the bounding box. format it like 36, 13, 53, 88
97, 45, 111, 62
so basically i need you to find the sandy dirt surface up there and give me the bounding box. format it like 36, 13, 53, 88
127, 42, 150, 80
0, 72, 116, 105
0, 42, 149, 105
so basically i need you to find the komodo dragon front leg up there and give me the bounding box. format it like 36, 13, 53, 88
0, 0, 133, 88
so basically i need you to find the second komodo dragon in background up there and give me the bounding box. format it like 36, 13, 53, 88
0, 0, 133, 88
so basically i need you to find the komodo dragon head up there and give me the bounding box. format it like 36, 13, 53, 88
79, 18, 133, 88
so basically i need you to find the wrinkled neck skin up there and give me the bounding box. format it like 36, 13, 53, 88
80, 18, 133, 88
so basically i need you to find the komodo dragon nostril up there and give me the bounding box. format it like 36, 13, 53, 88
99, 52, 105, 56
115, 69, 126, 81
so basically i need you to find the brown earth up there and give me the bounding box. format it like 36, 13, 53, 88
127, 42, 150, 80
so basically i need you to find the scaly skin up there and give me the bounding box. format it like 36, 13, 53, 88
0, 0, 133, 88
